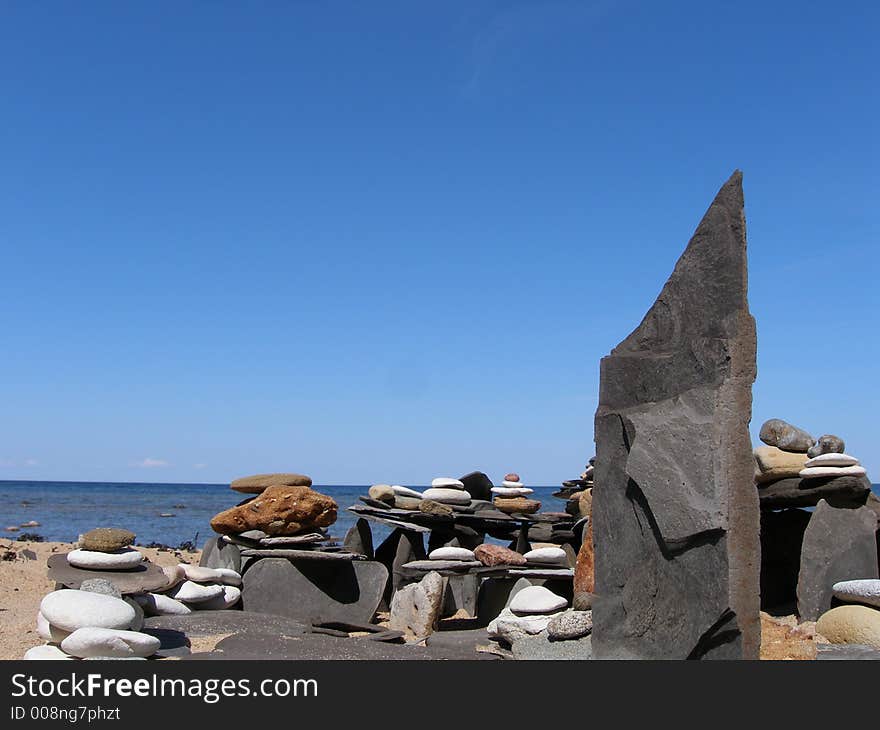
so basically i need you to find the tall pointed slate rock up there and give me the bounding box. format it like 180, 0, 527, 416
592, 171, 760, 659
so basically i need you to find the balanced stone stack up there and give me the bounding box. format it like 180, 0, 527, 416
422, 477, 472, 505
134, 562, 242, 616
67, 528, 144, 571
492, 473, 540, 515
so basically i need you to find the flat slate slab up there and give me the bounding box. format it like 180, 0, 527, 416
143, 610, 310, 638
47, 553, 171, 594
238, 548, 363, 561
141, 628, 191, 658
511, 633, 593, 660
401, 560, 483, 572
817, 643, 880, 660
758, 474, 872, 509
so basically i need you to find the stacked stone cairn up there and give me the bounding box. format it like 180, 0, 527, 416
755, 419, 878, 633
492, 472, 540, 515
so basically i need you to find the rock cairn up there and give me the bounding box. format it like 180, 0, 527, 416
492, 473, 540, 515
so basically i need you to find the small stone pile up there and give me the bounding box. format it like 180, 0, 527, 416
492, 473, 540, 515
136, 562, 242, 616
422, 477, 472, 505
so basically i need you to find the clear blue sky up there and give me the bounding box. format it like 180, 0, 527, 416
1, 2, 877, 485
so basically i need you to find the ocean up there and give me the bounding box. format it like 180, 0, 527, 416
0, 481, 571, 549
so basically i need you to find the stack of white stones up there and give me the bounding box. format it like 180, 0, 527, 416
135, 563, 242, 616
487, 585, 569, 643
491, 472, 534, 498
66, 528, 145, 571
421, 477, 472, 506
799, 453, 868, 480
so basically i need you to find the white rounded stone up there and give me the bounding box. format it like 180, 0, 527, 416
804, 453, 860, 468
134, 592, 192, 616
67, 548, 144, 571
179, 563, 226, 583
391, 485, 424, 499
24, 644, 75, 660
799, 465, 867, 479
167, 580, 225, 604
509, 585, 568, 615
61, 627, 161, 659
430, 477, 465, 490
36, 611, 71, 644
214, 567, 242, 586
491, 486, 534, 496
161, 564, 185, 589
428, 547, 476, 561
501, 480, 525, 488
487, 607, 561, 640
40, 590, 136, 632
192, 585, 241, 611
523, 547, 569, 566
124, 597, 145, 631
833, 579, 880, 607
422, 488, 471, 505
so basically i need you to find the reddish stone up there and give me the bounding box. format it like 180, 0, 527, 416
474, 544, 527, 567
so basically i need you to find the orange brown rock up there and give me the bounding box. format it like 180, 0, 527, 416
493, 497, 540, 515
211, 486, 337, 536
230, 473, 312, 495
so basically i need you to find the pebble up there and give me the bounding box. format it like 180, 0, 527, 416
428, 547, 476, 561
509, 585, 568, 615
79, 578, 122, 599
24, 645, 75, 660
66, 548, 144, 571
61, 628, 161, 659
504, 473, 521, 482
430, 478, 465, 490
817, 605, 880, 649
40, 590, 136, 632
523, 547, 569, 566
491, 486, 534, 496
759, 418, 814, 453
808, 434, 846, 459
368, 484, 395, 503
493, 497, 541, 515
36, 612, 71, 644
393, 496, 423, 511
487, 607, 559, 643
192, 585, 242, 611
804, 453, 860, 468
419, 500, 454, 517
832, 579, 880, 608
391, 485, 424, 499
81, 527, 136, 552
799, 465, 867, 479
473, 544, 527, 567
422, 488, 471, 505
134, 592, 192, 616
179, 563, 228, 583
166, 580, 225, 604
547, 610, 593, 640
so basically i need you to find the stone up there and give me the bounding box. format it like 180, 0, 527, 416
511, 632, 593, 660
230, 472, 312, 494
241, 557, 388, 625
428, 546, 475, 561
401, 560, 482, 572
48, 554, 173, 594
239, 548, 361, 561
394, 496, 422, 511
66, 548, 144, 571
81, 528, 136, 552
493, 497, 540, 515
375, 528, 427, 602
40, 590, 136, 632
459, 471, 494, 501
805, 453, 859, 468
179, 563, 227, 583
368, 484, 396, 503
143, 610, 310, 638
753, 446, 808, 484
24, 645, 75, 660
757, 474, 872, 509
392, 485, 423, 499
816, 605, 880, 649
61, 628, 161, 659
125, 597, 145, 631
343, 518, 374, 558
474, 544, 526, 567
592, 171, 760, 660
192, 585, 241, 611
421, 488, 471, 505
573, 520, 594, 611
162, 564, 185, 589
135, 592, 192, 616
759, 419, 814, 453
797, 499, 879, 621
389, 571, 445, 637
817, 643, 880, 660
487, 607, 559, 643
79, 578, 123, 599
168, 581, 226, 605
799, 465, 867, 479
36, 611, 71, 644
759, 508, 811, 611
141, 627, 192, 658
491, 486, 534, 496
808, 434, 846, 458
523, 547, 568, 566
199, 537, 242, 572
509, 585, 568, 615
255, 533, 328, 546
833, 579, 880, 608
419, 500, 454, 517
501, 480, 524, 488
504, 473, 520, 482
578, 489, 593, 519
431, 478, 464, 489
547, 609, 593, 640
210, 486, 337, 536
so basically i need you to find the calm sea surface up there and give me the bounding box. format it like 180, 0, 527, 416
0, 481, 569, 548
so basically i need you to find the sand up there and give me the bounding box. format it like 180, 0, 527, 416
0, 539, 201, 660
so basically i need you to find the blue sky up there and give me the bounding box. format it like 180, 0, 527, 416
0, 1, 877, 485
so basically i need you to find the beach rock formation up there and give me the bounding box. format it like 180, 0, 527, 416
592, 171, 760, 659
210, 485, 337, 536
230, 473, 312, 494
389, 571, 444, 638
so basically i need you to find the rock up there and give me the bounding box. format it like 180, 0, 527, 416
143, 610, 310, 639
487, 607, 559, 643
459, 471, 494, 501
578, 489, 593, 519
547, 610, 593, 640
799, 465, 867, 479
81, 528, 136, 552
66, 548, 144, 571
474, 544, 526, 567
523, 547, 568, 566
759, 508, 811, 611
808, 434, 846, 458
511, 632, 593, 660
817, 643, 880, 660
230, 473, 312, 494
759, 419, 814, 453
573, 520, 594, 611
24, 645, 75, 660
210, 486, 337, 536
805, 453, 859, 468
421, 488, 471, 505
167, 581, 226, 605
797, 500, 879, 621
192, 585, 241, 611
401, 559, 482, 572
241, 557, 388, 625
375, 528, 427, 602
162, 564, 185, 589
491, 486, 534, 496
389, 571, 444, 637
79, 578, 123, 599
178, 563, 225, 583
757, 474, 872, 509
125, 597, 145, 631
135, 592, 192, 616
753, 446, 809, 484
419, 500, 454, 517
493, 497, 540, 515
428, 546, 475, 561
36, 611, 71, 643
199, 537, 242, 573
592, 171, 760, 660
368, 484, 396, 503
393, 496, 422, 511
431, 478, 464, 489
40, 590, 136, 632
504, 473, 520, 482
509, 585, 568, 615
392, 486, 423, 499
61, 628, 161, 659
816, 605, 880, 649
833, 580, 880, 608
343, 518, 374, 558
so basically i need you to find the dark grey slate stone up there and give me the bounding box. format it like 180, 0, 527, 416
343, 518, 374, 559
441, 573, 480, 618
239, 548, 362, 561
758, 475, 872, 509
459, 471, 494, 501
511, 633, 593, 660
200, 536, 242, 572
240, 557, 388, 625
47, 554, 170, 594
592, 171, 760, 659
141, 628, 191, 658
143, 610, 310, 638
375, 527, 427, 603
796, 500, 879, 621
808, 434, 846, 459
816, 643, 880, 660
